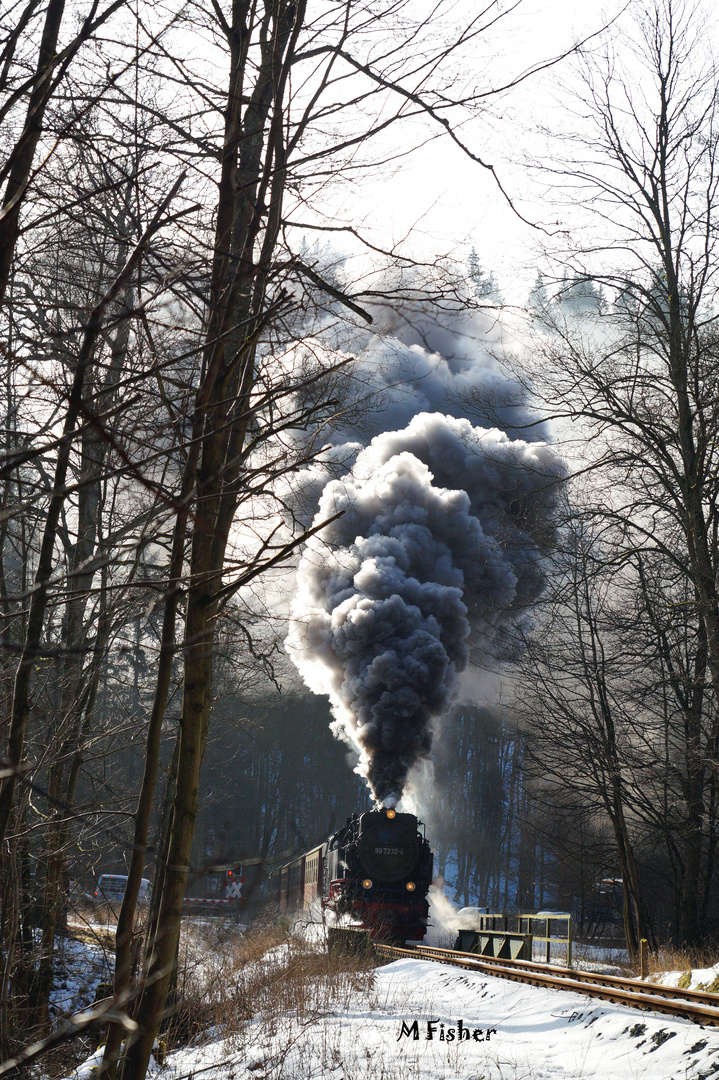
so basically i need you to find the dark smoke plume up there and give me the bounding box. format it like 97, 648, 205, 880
287, 410, 564, 806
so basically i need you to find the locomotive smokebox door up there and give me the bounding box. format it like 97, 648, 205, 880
357, 811, 420, 883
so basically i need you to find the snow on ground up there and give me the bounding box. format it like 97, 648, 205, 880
568, 943, 629, 976
656, 963, 719, 992
572, 943, 629, 964
69, 955, 719, 1080
50, 933, 113, 1018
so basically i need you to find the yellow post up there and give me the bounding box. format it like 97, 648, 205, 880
640, 938, 648, 979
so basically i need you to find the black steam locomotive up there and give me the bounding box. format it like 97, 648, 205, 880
276, 808, 433, 942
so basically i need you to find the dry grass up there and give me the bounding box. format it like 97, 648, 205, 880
67, 898, 151, 964
66, 917, 116, 953
642, 943, 719, 982
165, 921, 377, 1051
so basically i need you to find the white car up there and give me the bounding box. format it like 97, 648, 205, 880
94, 874, 151, 904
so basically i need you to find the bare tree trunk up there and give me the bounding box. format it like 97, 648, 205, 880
32, 270, 131, 1030
118, 5, 306, 1072
0, 175, 186, 846
606, 794, 641, 956
0, 0, 67, 307
30, 555, 113, 1027
102, 453, 198, 1077
515, 758, 535, 911
503, 738, 519, 911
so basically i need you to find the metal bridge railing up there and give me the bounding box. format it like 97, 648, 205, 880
466, 912, 573, 967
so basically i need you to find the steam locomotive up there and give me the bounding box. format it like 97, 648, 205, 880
276, 808, 433, 942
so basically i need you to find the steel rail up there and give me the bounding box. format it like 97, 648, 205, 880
419, 944, 719, 1005
373, 943, 719, 1027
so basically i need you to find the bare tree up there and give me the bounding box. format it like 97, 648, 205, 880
514, 0, 719, 945
515, 512, 654, 953
0, 0, 130, 306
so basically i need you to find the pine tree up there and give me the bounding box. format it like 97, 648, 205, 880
527, 271, 549, 314
467, 246, 503, 304
556, 273, 605, 314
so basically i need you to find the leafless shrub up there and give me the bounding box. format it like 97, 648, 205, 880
164, 922, 376, 1052
644, 944, 719, 983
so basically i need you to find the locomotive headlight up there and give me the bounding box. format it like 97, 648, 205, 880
405, 881, 416, 892
386, 809, 396, 819
362, 879, 373, 889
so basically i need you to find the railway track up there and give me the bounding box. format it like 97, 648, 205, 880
373, 942, 719, 1027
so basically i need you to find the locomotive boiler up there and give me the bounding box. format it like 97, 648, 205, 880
276, 808, 433, 943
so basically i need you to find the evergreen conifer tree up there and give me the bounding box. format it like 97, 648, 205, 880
467, 245, 503, 303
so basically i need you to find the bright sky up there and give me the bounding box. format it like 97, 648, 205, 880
346, 0, 627, 304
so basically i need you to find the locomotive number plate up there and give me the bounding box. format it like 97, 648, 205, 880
374, 846, 404, 855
